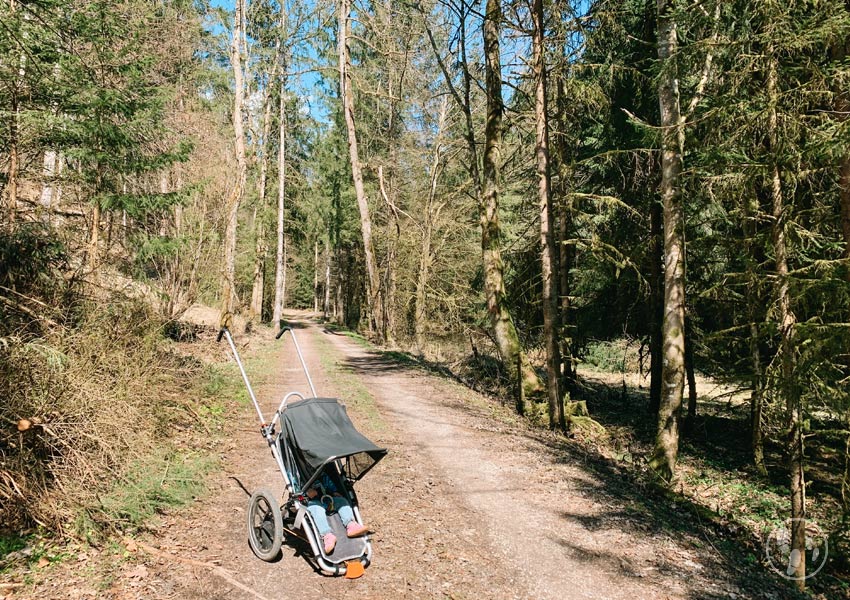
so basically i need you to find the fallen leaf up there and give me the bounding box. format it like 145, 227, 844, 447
36, 557, 49, 569
126, 565, 148, 580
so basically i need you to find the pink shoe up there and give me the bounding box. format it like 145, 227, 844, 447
323, 533, 337, 554
346, 521, 369, 538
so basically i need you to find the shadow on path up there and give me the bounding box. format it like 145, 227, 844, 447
333, 338, 805, 600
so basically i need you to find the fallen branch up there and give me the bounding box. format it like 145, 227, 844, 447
0, 293, 59, 328
0, 583, 24, 590
135, 541, 271, 600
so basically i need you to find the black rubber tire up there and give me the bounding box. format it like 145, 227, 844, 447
247, 487, 283, 561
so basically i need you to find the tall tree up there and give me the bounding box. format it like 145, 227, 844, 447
272, 8, 287, 332
649, 0, 687, 482
481, 0, 540, 402
532, 0, 563, 429
222, 0, 248, 318
339, 0, 382, 337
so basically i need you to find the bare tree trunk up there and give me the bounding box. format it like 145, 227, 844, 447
749, 320, 767, 474
649, 200, 663, 413
766, 52, 806, 588
415, 98, 448, 354
324, 241, 331, 318
420, 4, 539, 398
7, 94, 19, 227
335, 247, 343, 322
842, 157, 850, 263
684, 317, 697, 426
339, 0, 382, 338
272, 10, 287, 333
533, 0, 563, 430
554, 76, 575, 390
649, 0, 686, 482
88, 200, 101, 272
221, 0, 248, 319
378, 166, 398, 344
250, 69, 276, 322
483, 0, 540, 403
838, 83, 850, 267
313, 240, 319, 313
742, 191, 768, 474
40, 151, 58, 211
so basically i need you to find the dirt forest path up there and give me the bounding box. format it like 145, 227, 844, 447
97, 313, 792, 600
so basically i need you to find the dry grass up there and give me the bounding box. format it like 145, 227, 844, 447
0, 297, 209, 540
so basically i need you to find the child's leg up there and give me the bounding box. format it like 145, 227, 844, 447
306, 500, 332, 535
332, 496, 354, 525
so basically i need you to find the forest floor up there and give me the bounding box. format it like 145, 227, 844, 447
3, 310, 808, 600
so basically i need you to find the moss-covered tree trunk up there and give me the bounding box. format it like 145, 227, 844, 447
766, 52, 806, 588
482, 0, 540, 403
649, 0, 686, 482
533, 0, 563, 429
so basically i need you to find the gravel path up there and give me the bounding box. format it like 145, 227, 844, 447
21, 313, 796, 600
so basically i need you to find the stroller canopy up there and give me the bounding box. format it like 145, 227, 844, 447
281, 398, 387, 487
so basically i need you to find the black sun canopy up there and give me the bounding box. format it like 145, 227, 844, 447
281, 398, 387, 489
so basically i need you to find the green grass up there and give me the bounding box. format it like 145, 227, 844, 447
312, 333, 386, 431
94, 450, 215, 533
0, 534, 28, 569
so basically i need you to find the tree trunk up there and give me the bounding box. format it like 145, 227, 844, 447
88, 200, 101, 273
7, 94, 19, 227
482, 0, 540, 403
324, 241, 331, 318
250, 66, 276, 322
743, 191, 767, 475
314, 240, 320, 313
377, 166, 398, 345
749, 320, 767, 475
766, 53, 806, 588
554, 77, 575, 390
649, 199, 663, 414
685, 317, 697, 426
272, 9, 287, 333
831, 20, 850, 267
421, 3, 539, 398
649, 0, 687, 483
414, 99, 447, 354
533, 0, 563, 430
221, 0, 248, 319
339, 0, 382, 338
842, 157, 850, 264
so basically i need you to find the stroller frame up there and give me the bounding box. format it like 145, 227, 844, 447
218, 325, 380, 576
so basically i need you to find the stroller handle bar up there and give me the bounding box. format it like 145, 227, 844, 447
216, 325, 318, 429
217, 327, 265, 425
275, 326, 317, 398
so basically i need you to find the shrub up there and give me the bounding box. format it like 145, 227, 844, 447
0, 297, 208, 538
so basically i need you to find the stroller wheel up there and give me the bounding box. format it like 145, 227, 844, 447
247, 487, 283, 561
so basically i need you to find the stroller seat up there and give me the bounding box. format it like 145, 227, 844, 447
313, 512, 369, 561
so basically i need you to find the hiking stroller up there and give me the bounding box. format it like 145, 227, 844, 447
217, 325, 387, 577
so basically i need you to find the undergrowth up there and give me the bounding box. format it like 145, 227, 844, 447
0, 297, 221, 548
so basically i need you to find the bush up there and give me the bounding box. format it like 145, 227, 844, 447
0, 298, 207, 538
581, 339, 642, 373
